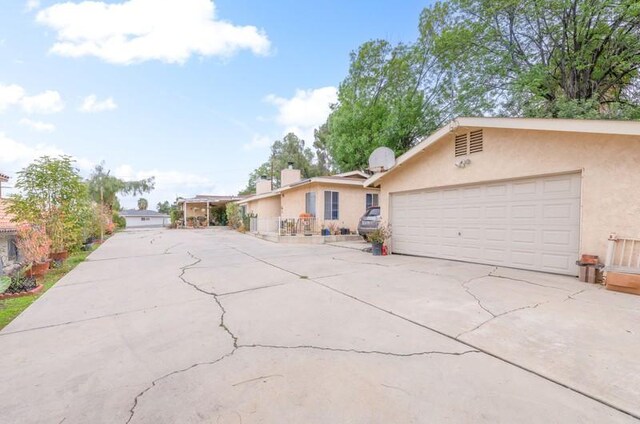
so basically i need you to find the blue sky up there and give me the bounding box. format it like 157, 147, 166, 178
0, 0, 428, 209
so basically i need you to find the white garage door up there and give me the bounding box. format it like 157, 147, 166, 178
390, 173, 581, 275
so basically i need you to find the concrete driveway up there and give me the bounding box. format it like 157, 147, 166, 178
1, 228, 638, 423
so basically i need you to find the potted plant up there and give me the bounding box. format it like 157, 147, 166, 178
16, 223, 51, 279
368, 225, 391, 256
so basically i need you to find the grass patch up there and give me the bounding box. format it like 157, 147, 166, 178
0, 247, 96, 330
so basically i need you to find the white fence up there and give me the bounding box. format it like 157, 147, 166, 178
605, 234, 640, 274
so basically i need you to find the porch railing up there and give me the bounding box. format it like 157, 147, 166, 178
278, 217, 319, 236
605, 234, 640, 274
248, 216, 320, 236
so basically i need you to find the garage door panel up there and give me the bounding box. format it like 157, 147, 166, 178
390, 173, 581, 275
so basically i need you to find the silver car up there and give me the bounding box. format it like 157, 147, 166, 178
357, 206, 381, 240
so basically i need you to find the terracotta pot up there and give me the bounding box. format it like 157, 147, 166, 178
26, 261, 51, 279
49, 251, 69, 262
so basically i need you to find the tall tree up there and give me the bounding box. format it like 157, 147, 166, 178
156, 201, 171, 214
324, 35, 451, 171
87, 163, 155, 211
240, 133, 321, 194
137, 198, 148, 210
427, 0, 640, 118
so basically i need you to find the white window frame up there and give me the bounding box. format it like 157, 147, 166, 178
324, 191, 339, 220
366, 193, 379, 209
305, 192, 316, 217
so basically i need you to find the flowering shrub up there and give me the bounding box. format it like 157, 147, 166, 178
16, 223, 51, 264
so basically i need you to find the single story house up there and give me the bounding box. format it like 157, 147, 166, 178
0, 198, 18, 269
365, 117, 640, 276
176, 195, 246, 227
239, 167, 380, 234
120, 209, 169, 228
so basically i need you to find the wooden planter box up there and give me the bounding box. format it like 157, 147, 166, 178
605, 272, 640, 296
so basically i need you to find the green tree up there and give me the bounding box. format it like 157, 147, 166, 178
427, 0, 640, 118
156, 201, 171, 214
8, 156, 89, 251
87, 163, 155, 211
137, 198, 148, 210
324, 36, 451, 171
240, 133, 321, 194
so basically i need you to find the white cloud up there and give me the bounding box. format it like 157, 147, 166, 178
114, 164, 218, 209
0, 84, 25, 112
0, 84, 64, 114
265, 86, 337, 143
36, 0, 271, 65
25, 0, 40, 12
19, 118, 56, 133
0, 132, 65, 167
80, 95, 117, 113
242, 134, 271, 151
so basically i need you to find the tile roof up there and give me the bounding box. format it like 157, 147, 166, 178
0, 199, 17, 233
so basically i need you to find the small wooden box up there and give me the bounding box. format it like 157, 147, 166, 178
605, 272, 640, 296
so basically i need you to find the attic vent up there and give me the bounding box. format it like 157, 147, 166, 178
469, 129, 483, 153
454, 133, 468, 157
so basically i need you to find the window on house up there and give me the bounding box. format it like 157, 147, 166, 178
324, 191, 339, 220
141, 217, 151, 221
8, 236, 17, 261
305, 192, 316, 216
366, 193, 379, 209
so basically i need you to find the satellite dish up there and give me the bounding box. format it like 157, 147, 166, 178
368, 147, 396, 172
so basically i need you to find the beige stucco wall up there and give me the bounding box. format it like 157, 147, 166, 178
377, 127, 640, 260
244, 196, 282, 219
280, 182, 379, 231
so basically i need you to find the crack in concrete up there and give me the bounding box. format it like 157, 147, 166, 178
461, 272, 498, 318
456, 301, 547, 339
563, 288, 587, 302
179, 252, 238, 349
232, 374, 284, 387
163, 243, 182, 255
125, 350, 237, 424
238, 343, 479, 358
126, 240, 640, 422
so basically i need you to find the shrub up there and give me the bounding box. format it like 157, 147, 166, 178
368, 224, 391, 244
9, 156, 88, 251
226, 202, 242, 229
16, 223, 51, 264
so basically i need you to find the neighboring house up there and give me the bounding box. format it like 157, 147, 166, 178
176, 195, 246, 227
0, 198, 18, 269
120, 210, 169, 228
365, 117, 640, 276
239, 167, 380, 234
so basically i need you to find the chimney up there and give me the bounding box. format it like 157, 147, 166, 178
281, 163, 301, 187
255, 175, 272, 195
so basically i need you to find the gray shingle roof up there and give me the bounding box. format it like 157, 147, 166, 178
119, 209, 169, 217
